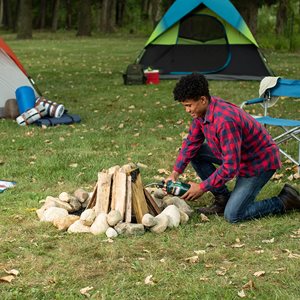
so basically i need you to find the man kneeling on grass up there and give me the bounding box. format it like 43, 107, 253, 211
165, 73, 300, 223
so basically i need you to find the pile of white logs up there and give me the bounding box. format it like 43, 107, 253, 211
35, 165, 194, 237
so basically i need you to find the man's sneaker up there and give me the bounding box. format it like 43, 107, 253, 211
278, 184, 300, 211
197, 194, 230, 215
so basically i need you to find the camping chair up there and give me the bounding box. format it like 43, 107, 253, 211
240, 77, 300, 173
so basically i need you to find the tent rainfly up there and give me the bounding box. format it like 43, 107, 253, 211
137, 0, 273, 80
0, 38, 38, 117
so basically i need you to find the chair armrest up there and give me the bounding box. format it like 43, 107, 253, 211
240, 97, 264, 109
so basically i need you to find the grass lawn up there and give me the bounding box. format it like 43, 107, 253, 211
0, 31, 299, 299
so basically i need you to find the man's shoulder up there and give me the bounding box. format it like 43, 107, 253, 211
212, 96, 237, 108
211, 96, 240, 121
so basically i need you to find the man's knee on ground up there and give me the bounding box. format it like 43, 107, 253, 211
224, 209, 241, 223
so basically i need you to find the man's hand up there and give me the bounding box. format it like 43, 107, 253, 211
181, 182, 204, 201
165, 170, 179, 184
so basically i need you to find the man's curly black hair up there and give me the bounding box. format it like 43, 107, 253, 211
173, 73, 210, 102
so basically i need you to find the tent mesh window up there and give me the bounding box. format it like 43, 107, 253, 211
179, 14, 226, 44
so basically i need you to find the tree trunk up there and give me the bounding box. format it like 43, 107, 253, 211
0, 0, 3, 27
51, 0, 60, 32
65, 0, 72, 29
298, 0, 300, 33
151, 0, 163, 28
101, 0, 108, 31
77, 0, 92, 36
2, 0, 13, 29
101, 0, 116, 33
35, 0, 47, 29
116, 0, 126, 27
95, 0, 101, 31
17, 0, 32, 39
161, 0, 174, 13
275, 0, 289, 35
141, 0, 150, 20
233, 1, 258, 36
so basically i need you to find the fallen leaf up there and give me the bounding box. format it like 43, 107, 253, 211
0, 275, 15, 283
238, 290, 246, 298
69, 163, 78, 168
272, 173, 284, 180
80, 286, 93, 297
4, 269, 19, 276
157, 168, 170, 175
216, 268, 227, 276
253, 270, 265, 277
262, 237, 274, 243
271, 267, 286, 274
144, 275, 155, 285
25, 131, 34, 137
200, 213, 210, 222
199, 277, 209, 281
288, 174, 294, 181
231, 243, 245, 248
293, 172, 300, 179
118, 257, 126, 263
180, 132, 188, 139
254, 250, 264, 254
282, 248, 291, 253
288, 253, 300, 259
136, 162, 148, 169
205, 243, 216, 248
194, 250, 206, 255
184, 255, 199, 263
159, 258, 166, 263
291, 229, 300, 236
242, 280, 255, 290
118, 123, 124, 129
102, 238, 114, 243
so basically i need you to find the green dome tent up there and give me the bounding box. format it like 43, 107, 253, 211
137, 0, 273, 80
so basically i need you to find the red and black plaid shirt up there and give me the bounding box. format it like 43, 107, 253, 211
174, 97, 281, 192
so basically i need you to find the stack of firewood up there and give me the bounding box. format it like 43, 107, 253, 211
36, 163, 194, 236
87, 164, 161, 223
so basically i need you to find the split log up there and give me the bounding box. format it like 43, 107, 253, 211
112, 170, 127, 219
125, 175, 132, 223
144, 188, 161, 216
109, 166, 120, 210
94, 172, 112, 215
86, 183, 98, 209
130, 168, 148, 223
